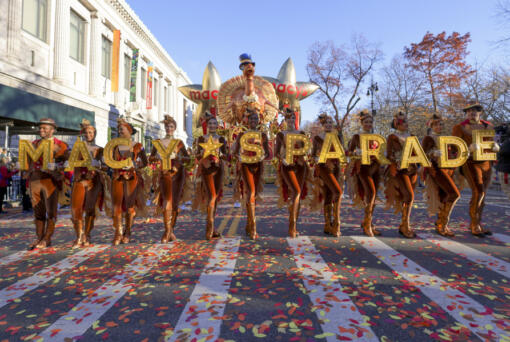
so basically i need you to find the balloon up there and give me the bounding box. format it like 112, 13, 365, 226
263, 58, 319, 127
178, 61, 221, 138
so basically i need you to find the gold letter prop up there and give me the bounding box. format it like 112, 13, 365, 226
437, 136, 469, 168
103, 138, 133, 169
153, 139, 180, 170
285, 133, 311, 165
18, 139, 53, 171
240, 132, 264, 164
65, 137, 94, 171
400, 136, 431, 169
360, 134, 390, 165
472, 129, 497, 161
318, 132, 346, 164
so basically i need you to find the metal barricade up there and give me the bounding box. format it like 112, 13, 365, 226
6, 176, 21, 202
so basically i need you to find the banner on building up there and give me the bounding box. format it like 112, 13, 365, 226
129, 49, 139, 102
146, 63, 153, 109
111, 30, 121, 92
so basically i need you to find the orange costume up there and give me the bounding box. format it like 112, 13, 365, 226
233, 123, 270, 240
422, 115, 460, 237
384, 118, 418, 238
347, 129, 382, 236
192, 130, 228, 240
111, 119, 149, 245
150, 115, 191, 243
311, 114, 344, 237
452, 103, 496, 236
28, 118, 69, 249
70, 120, 108, 248
275, 128, 310, 238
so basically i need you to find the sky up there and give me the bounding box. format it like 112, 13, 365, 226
126, 0, 509, 124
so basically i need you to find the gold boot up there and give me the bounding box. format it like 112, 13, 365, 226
469, 203, 484, 237
205, 205, 214, 240
122, 212, 134, 244
288, 202, 298, 238
83, 215, 95, 247
36, 219, 56, 248
161, 210, 176, 243
398, 203, 416, 238
29, 220, 45, 250
247, 203, 258, 240
439, 202, 455, 237
331, 200, 341, 237
112, 214, 123, 246
72, 219, 84, 248
323, 204, 332, 235
362, 206, 374, 237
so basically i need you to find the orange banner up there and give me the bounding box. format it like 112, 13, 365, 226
111, 30, 121, 92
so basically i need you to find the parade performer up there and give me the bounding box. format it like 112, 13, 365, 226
384, 112, 418, 238
421, 114, 460, 237
111, 118, 148, 245
28, 118, 68, 249
311, 113, 343, 237
192, 113, 228, 240
150, 115, 191, 243
232, 110, 270, 239
70, 119, 109, 248
274, 108, 310, 237
347, 110, 381, 236
452, 102, 499, 236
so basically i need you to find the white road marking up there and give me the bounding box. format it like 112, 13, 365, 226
37, 244, 171, 341
353, 236, 507, 341
288, 236, 377, 341
167, 237, 240, 342
0, 245, 108, 309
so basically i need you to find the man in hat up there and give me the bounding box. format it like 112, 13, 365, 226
452, 102, 499, 236
28, 118, 68, 249
149, 115, 190, 243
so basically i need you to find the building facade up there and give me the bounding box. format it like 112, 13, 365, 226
0, 0, 194, 149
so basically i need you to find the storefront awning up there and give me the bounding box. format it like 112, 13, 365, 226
0, 84, 95, 133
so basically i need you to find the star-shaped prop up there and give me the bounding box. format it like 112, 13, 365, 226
178, 61, 222, 138
263, 57, 319, 127
199, 136, 223, 159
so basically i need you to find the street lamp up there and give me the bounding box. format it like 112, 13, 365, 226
366, 79, 379, 116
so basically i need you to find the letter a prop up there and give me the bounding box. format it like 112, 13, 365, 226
65, 137, 94, 171
400, 136, 431, 169
318, 132, 346, 164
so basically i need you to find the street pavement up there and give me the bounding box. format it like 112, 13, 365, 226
0, 185, 508, 341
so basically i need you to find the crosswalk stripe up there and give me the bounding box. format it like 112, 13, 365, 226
492, 233, 510, 245
0, 245, 108, 309
418, 233, 510, 279
227, 211, 241, 236
352, 236, 507, 341
37, 244, 172, 341
167, 237, 240, 342
0, 251, 32, 267
287, 237, 378, 341
217, 207, 235, 235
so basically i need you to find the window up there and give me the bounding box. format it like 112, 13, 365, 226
164, 86, 168, 112
154, 78, 159, 106
101, 36, 112, 78
22, 0, 47, 41
124, 54, 131, 90
183, 99, 187, 127
141, 67, 146, 98
69, 10, 85, 63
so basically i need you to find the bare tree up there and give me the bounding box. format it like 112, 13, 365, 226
306, 35, 383, 132
496, 0, 510, 46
